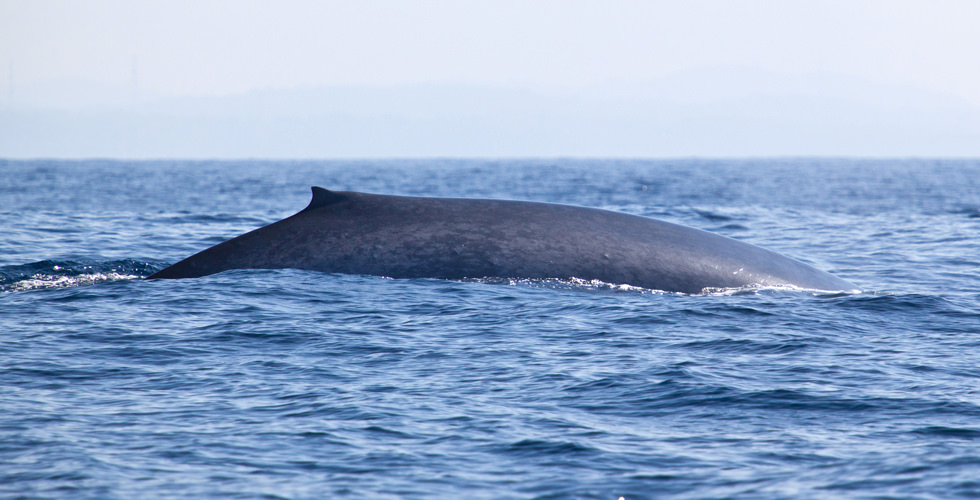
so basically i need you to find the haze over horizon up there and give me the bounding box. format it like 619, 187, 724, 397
3, 1, 980, 158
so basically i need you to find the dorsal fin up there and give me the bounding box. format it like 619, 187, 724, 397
303, 186, 348, 212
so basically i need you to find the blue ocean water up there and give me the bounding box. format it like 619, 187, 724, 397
1, 158, 979, 499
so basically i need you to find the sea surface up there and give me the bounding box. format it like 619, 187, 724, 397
2, 158, 979, 499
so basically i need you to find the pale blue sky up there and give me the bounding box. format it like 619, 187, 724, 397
3, 1, 980, 157
4, 0, 980, 103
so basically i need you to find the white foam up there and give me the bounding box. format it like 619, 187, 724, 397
5, 272, 139, 292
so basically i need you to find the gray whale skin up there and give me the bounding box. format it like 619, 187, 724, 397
148, 187, 856, 294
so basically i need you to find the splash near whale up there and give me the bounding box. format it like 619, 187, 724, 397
148, 187, 855, 294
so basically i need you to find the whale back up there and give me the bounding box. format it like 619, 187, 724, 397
148, 187, 855, 293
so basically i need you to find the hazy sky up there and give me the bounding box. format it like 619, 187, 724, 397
4, 0, 980, 104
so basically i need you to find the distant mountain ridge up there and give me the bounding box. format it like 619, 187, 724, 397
3, 68, 979, 157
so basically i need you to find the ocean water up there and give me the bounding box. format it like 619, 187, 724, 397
1, 158, 979, 499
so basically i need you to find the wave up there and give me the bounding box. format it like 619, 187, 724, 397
1, 262, 868, 296
0, 259, 157, 292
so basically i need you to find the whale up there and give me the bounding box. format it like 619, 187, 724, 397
148, 187, 856, 294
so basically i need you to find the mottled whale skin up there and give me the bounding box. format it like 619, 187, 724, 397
148, 187, 855, 294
